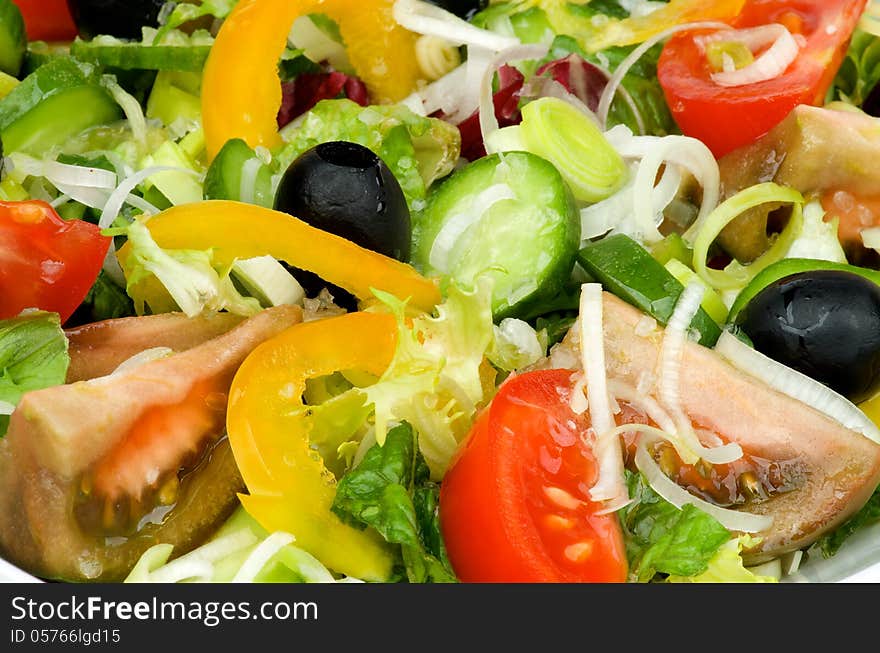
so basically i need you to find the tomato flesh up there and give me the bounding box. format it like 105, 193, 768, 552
12, 0, 79, 42
658, 0, 865, 158
0, 200, 110, 323
440, 369, 628, 583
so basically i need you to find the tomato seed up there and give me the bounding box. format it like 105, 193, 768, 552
543, 485, 582, 510
563, 541, 594, 563
544, 515, 575, 530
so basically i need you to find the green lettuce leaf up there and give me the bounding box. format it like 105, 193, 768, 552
276, 99, 461, 210
620, 470, 733, 582
71, 270, 135, 323
119, 219, 262, 317
666, 536, 778, 583
0, 311, 69, 436
830, 28, 880, 107
331, 422, 456, 583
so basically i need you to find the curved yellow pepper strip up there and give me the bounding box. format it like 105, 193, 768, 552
227, 311, 398, 580
570, 0, 746, 51
115, 200, 441, 313
202, 0, 423, 160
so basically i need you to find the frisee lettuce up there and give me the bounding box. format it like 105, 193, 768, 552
119, 219, 262, 317
276, 99, 461, 210
364, 277, 543, 476
298, 277, 544, 479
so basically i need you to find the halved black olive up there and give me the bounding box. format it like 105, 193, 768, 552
66, 0, 166, 40
274, 141, 411, 307
734, 270, 880, 401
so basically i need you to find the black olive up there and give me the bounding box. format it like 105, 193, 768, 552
66, 0, 166, 40
734, 270, 880, 401
422, 0, 489, 20
274, 141, 411, 306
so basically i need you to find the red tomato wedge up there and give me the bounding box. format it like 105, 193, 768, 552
439, 369, 628, 583
657, 0, 866, 158
0, 200, 110, 324
12, 0, 78, 42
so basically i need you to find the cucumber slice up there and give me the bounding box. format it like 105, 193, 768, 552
412, 151, 580, 319
69, 30, 214, 73
204, 138, 276, 208
577, 233, 723, 347
0, 0, 25, 77
0, 59, 122, 155
20, 41, 69, 78
232, 256, 305, 307
0, 70, 18, 100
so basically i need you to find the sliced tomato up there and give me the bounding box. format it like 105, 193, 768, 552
658, 0, 866, 158
439, 369, 628, 583
12, 0, 78, 42
0, 200, 110, 324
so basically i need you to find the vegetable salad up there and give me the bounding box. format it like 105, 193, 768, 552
2, 0, 880, 584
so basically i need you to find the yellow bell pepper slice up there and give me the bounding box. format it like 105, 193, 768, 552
533, 0, 745, 52
227, 311, 398, 580
115, 200, 441, 314
859, 390, 880, 430
202, 0, 423, 160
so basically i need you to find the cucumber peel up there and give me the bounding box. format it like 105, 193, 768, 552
0, 58, 122, 155
577, 233, 723, 346
727, 258, 880, 323
412, 151, 580, 319
69, 29, 215, 73
0, 0, 25, 77
204, 138, 275, 208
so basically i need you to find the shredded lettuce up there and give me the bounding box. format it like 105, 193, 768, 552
363, 280, 495, 475
0, 311, 69, 437
276, 99, 460, 210
125, 506, 345, 583
119, 219, 262, 317
331, 422, 457, 583
300, 278, 543, 479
